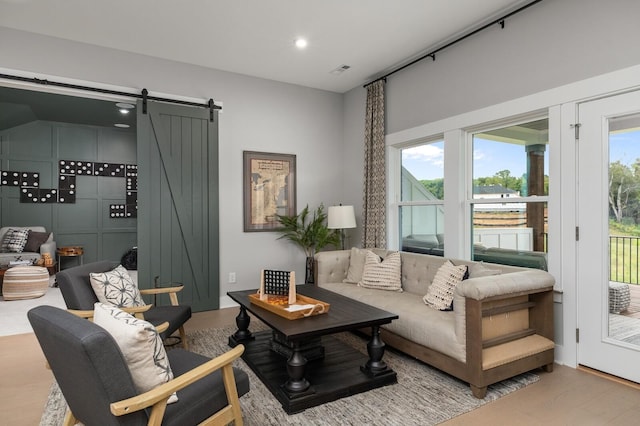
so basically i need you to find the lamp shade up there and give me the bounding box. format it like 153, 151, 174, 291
327, 205, 356, 229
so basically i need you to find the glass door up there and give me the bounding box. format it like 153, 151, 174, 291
578, 90, 640, 382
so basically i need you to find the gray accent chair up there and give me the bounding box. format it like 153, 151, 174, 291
28, 305, 250, 426
56, 260, 192, 348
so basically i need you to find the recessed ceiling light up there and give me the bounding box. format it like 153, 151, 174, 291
294, 38, 308, 49
114, 124, 130, 128
119, 109, 130, 114
115, 102, 135, 109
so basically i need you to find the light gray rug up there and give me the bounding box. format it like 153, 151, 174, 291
40, 325, 539, 425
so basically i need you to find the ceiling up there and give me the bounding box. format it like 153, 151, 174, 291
0, 0, 532, 94
0, 86, 136, 131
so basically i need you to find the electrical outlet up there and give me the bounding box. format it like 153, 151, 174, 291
228, 272, 236, 283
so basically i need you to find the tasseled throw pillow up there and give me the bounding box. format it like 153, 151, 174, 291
423, 260, 468, 310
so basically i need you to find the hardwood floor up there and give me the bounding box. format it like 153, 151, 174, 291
4, 308, 640, 425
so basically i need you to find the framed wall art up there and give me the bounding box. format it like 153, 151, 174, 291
243, 151, 296, 232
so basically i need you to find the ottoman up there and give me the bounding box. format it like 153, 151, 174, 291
2, 266, 49, 300
609, 282, 631, 314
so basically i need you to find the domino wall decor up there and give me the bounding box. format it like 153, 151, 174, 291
0, 159, 138, 218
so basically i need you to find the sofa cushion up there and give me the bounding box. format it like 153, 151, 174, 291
358, 250, 402, 292
24, 231, 51, 253
90, 264, 145, 307
423, 260, 468, 310
93, 303, 178, 403
344, 247, 370, 284
319, 281, 465, 362
1, 228, 30, 253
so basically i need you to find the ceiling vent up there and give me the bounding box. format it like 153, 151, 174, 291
330, 64, 351, 75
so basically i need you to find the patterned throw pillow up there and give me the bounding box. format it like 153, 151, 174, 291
358, 250, 403, 292
93, 303, 177, 403
90, 265, 145, 307
423, 260, 468, 311
0, 228, 30, 253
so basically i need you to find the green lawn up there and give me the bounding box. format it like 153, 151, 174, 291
610, 220, 640, 284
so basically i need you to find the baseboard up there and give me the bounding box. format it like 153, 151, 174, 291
219, 295, 240, 309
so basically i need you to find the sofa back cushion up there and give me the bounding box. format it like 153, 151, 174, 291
400, 251, 449, 295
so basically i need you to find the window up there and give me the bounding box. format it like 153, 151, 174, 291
470, 119, 549, 269
399, 140, 445, 255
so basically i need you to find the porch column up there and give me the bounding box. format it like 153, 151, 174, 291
526, 144, 546, 252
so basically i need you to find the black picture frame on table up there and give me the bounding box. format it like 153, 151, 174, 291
243, 151, 296, 232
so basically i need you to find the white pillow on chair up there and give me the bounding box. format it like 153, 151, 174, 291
93, 302, 178, 403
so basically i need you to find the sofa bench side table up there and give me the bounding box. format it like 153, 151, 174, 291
56, 246, 84, 272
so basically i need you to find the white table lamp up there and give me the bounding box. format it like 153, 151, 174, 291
327, 205, 356, 250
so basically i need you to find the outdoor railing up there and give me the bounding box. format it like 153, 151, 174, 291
610, 235, 640, 284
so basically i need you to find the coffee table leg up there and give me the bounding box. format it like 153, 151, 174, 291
230, 306, 253, 345
362, 325, 389, 375
285, 341, 310, 393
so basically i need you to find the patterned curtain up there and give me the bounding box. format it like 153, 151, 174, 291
362, 79, 386, 248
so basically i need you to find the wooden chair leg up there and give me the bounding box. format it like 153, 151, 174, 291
179, 325, 188, 350
222, 364, 243, 426
63, 408, 78, 426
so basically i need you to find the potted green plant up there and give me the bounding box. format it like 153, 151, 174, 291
276, 204, 340, 284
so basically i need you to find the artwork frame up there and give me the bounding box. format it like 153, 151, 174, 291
243, 151, 296, 232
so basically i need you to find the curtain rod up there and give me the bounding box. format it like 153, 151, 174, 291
0, 72, 222, 121
363, 0, 543, 88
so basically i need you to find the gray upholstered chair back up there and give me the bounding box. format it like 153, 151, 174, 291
56, 260, 116, 310
28, 305, 146, 425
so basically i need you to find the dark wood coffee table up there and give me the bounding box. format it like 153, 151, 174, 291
227, 285, 398, 414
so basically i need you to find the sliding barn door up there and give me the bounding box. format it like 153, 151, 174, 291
137, 101, 219, 311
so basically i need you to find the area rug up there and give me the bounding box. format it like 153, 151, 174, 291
40, 325, 539, 425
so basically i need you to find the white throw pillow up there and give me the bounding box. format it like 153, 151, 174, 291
93, 303, 178, 403
358, 251, 403, 292
423, 260, 468, 310
90, 265, 145, 307
468, 262, 501, 278
343, 247, 371, 284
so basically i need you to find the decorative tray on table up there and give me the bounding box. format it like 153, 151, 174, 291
248, 293, 330, 320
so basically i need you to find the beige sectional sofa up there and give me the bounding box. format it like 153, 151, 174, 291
314, 248, 555, 398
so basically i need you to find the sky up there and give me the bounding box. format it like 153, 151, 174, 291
401, 138, 549, 181
610, 129, 640, 166
402, 128, 640, 182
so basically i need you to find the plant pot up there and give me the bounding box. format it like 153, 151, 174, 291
305, 256, 315, 284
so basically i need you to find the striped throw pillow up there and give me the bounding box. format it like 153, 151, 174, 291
358, 250, 402, 292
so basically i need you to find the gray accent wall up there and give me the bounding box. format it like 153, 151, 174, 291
0, 120, 137, 266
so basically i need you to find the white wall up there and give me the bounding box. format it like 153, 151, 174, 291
385, 0, 640, 134
0, 27, 345, 305
340, 0, 640, 368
